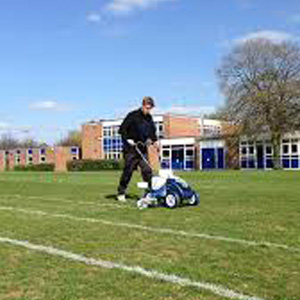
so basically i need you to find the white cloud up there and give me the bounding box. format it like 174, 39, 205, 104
236, 30, 296, 44
29, 101, 71, 112
87, 12, 102, 23
106, 0, 174, 14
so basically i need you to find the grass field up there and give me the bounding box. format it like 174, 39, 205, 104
0, 170, 299, 300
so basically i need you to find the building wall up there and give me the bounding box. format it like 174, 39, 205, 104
0, 151, 5, 171
240, 135, 300, 170
20, 149, 27, 166
46, 148, 55, 164
54, 146, 80, 172
54, 147, 69, 172
148, 144, 160, 171
7, 151, 15, 170
163, 114, 200, 138
0, 146, 80, 172
82, 123, 103, 160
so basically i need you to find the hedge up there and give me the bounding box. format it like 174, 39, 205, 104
67, 159, 124, 171
14, 163, 55, 172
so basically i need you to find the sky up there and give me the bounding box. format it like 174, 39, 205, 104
0, 0, 300, 144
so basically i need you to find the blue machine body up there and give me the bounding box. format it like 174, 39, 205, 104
144, 176, 200, 208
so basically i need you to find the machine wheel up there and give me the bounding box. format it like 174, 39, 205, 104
164, 192, 180, 209
188, 193, 200, 206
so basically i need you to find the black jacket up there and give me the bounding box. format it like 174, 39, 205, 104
119, 109, 158, 151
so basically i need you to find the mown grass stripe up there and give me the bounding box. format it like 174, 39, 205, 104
0, 236, 264, 300
0, 205, 299, 253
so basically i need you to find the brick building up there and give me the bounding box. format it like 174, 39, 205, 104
81, 113, 228, 171
0, 146, 80, 172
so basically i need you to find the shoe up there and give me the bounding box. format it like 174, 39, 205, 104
117, 194, 127, 202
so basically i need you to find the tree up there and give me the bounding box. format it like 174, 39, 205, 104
0, 134, 19, 150
18, 138, 40, 149
57, 130, 82, 147
0, 134, 45, 150
217, 39, 300, 169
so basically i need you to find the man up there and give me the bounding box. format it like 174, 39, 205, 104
117, 97, 159, 202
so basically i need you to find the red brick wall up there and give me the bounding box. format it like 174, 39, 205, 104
163, 114, 200, 138
54, 147, 69, 172
7, 151, 15, 170
32, 149, 40, 164
0, 151, 5, 171
82, 123, 103, 160
148, 145, 160, 172
20, 150, 26, 166
54, 146, 79, 172
46, 147, 55, 164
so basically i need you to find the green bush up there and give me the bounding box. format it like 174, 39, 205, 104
67, 159, 124, 172
14, 163, 55, 172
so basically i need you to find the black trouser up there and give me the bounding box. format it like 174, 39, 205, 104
118, 147, 152, 195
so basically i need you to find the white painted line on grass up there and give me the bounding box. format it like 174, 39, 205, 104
0, 194, 132, 210
0, 206, 299, 253
0, 236, 264, 300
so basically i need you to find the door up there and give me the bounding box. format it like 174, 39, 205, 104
171, 146, 184, 170
202, 148, 216, 169
256, 145, 264, 169
217, 148, 224, 169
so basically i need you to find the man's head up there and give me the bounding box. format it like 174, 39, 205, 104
142, 96, 155, 115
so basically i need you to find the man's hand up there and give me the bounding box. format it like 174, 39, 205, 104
153, 141, 160, 151
127, 139, 135, 146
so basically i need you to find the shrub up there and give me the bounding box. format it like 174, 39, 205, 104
67, 159, 124, 172
14, 163, 55, 172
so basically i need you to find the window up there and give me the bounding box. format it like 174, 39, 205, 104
241, 147, 247, 155
28, 157, 33, 162
292, 144, 298, 154
112, 126, 119, 136
28, 149, 33, 155
283, 145, 289, 154
186, 149, 194, 156
266, 146, 272, 154
71, 147, 78, 154
162, 150, 170, 158
41, 157, 46, 162
17, 150, 21, 154
248, 146, 254, 155
40, 148, 46, 155
103, 127, 110, 137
